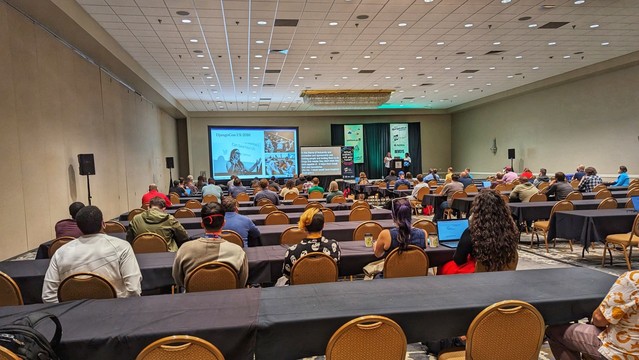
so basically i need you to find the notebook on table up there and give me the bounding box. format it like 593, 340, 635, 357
436, 219, 469, 248
482, 181, 492, 188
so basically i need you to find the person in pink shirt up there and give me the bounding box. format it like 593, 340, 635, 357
502, 166, 519, 183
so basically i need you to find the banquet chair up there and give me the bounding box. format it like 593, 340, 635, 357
349, 207, 372, 221
104, 220, 126, 234
444, 191, 467, 219
128, 208, 145, 221
434, 185, 444, 194
321, 208, 336, 222
531, 200, 574, 252
383, 245, 429, 279
256, 198, 273, 206
258, 204, 278, 214
511, 179, 521, 186
202, 194, 218, 204
305, 202, 324, 210
235, 193, 250, 202
597, 197, 618, 210
184, 199, 202, 209
48, 236, 75, 258
265, 211, 290, 225
280, 227, 307, 246
132, 233, 168, 253
501, 194, 510, 203
292, 196, 309, 205
412, 219, 436, 236
537, 182, 549, 191
594, 189, 612, 200
141, 203, 150, 210
325, 315, 406, 360
376, 181, 387, 189
395, 184, 409, 190
58, 273, 116, 302
410, 187, 430, 215
284, 192, 298, 200
353, 221, 384, 241
290, 253, 338, 285
428, 180, 438, 187
602, 213, 639, 270
309, 191, 324, 199
438, 300, 544, 360
0, 346, 20, 360
494, 184, 508, 192
565, 191, 583, 201
528, 193, 547, 202
389, 180, 396, 187
627, 188, 639, 197
185, 261, 239, 292
0, 271, 23, 307
570, 179, 580, 189
221, 230, 244, 248
592, 184, 608, 193
627, 199, 635, 209
465, 184, 478, 193
174, 208, 196, 218
135, 335, 224, 360
330, 195, 346, 203
169, 193, 180, 205
351, 200, 369, 210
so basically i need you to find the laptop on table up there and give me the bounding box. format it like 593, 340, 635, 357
436, 219, 469, 248
482, 181, 492, 188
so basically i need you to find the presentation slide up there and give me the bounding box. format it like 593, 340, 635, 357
300, 146, 342, 176
209, 126, 299, 180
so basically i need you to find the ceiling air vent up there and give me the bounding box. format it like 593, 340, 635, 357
358, 70, 375, 74
259, 98, 271, 101
485, 50, 505, 55
274, 19, 299, 27
420, 83, 434, 86
403, 97, 414, 99
265, 69, 281, 74
461, 70, 479, 73
539, 22, 569, 29
263, 84, 276, 87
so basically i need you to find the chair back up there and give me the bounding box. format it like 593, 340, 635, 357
135, 335, 225, 360
58, 273, 116, 302
284, 192, 298, 200
330, 195, 346, 204
0, 272, 23, 307
537, 182, 549, 190
528, 193, 546, 202
221, 230, 244, 247
475, 252, 518, 273
494, 184, 508, 192
184, 199, 202, 209
395, 184, 409, 190
631, 178, 639, 185
280, 226, 307, 246
309, 191, 324, 199
48, 236, 75, 258
235, 192, 250, 202
565, 191, 583, 200
174, 208, 196, 218
292, 196, 309, 205
353, 221, 384, 241
465, 184, 478, 193
500, 194, 510, 203
627, 188, 639, 198
202, 194, 218, 204
133, 233, 168, 253
592, 184, 608, 193
511, 179, 521, 186
595, 189, 612, 199
104, 220, 126, 234
296, 184, 304, 191
169, 193, 180, 205
185, 261, 239, 292
570, 179, 580, 189
305, 202, 324, 210
290, 253, 338, 285
464, 300, 545, 360
627, 199, 635, 209
451, 191, 467, 201
388, 180, 396, 186
325, 315, 407, 360
321, 208, 336, 222
257, 198, 274, 206
349, 207, 372, 221
265, 211, 290, 225
550, 200, 574, 217
376, 182, 387, 188
434, 185, 444, 194
597, 197, 617, 210
259, 204, 278, 214
428, 180, 438, 187
415, 186, 430, 201
383, 245, 429, 278
351, 200, 369, 210
412, 219, 436, 235
128, 208, 145, 221
0, 346, 20, 360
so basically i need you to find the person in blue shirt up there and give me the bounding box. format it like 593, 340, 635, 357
607, 165, 630, 187
221, 196, 261, 247
391, 171, 412, 189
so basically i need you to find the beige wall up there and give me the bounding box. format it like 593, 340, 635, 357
451, 63, 639, 179
187, 112, 451, 178
0, 2, 179, 260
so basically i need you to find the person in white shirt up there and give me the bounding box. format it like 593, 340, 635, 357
384, 152, 393, 175
201, 178, 223, 202
42, 206, 142, 303
411, 174, 429, 200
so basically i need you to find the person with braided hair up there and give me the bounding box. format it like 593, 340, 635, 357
172, 202, 248, 288
440, 189, 519, 275
373, 198, 427, 259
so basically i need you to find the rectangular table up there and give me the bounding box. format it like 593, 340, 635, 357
548, 208, 638, 249
255, 268, 616, 359
508, 199, 628, 223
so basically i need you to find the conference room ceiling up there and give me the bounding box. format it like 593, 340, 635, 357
76, 0, 639, 112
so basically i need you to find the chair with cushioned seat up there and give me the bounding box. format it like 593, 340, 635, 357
280, 226, 307, 246
594, 189, 612, 199
169, 193, 180, 205
290, 253, 338, 285
305, 202, 323, 210
309, 191, 324, 199
330, 195, 346, 204
221, 230, 244, 248
264, 211, 290, 225
136, 335, 225, 360
235, 193, 250, 202
284, 192, 298, 200
565, 191, 583, 201
202, 194, 218, 204
627, 188, 639, 197
132, 233, 168, 253
353, 221, 383, 241
350, 200, 369, 210
444, 191, 467, 219
325, 315, 406, 360
185, 261, 239, 292
602, 213, 639, 270
48, 236, 75, 258
627, 199, 635, 209
256, 198, 273, 206
349, 207, 372, 221
537, 182, 549, 191
104, 220, 126, 234
321, 208, 336, 222
184, 199, 202, 209
58, 273, 116, 302
531, 200, 574, 252
128, 208, 145, 221
597, 197, 618, 210
292, 196, 309, 205
0, 272, 23, 307
174, 208, 196, 218
592, 184, 608, 193
412, 219, 436, 236
0, 346, 20, 360
383, 245, 428, 279
528, 193, 546, 202
258, 204, 278, 214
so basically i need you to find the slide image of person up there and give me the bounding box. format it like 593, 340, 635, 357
266, 154, 296, 177
264, 131, 295, 153
226, 148, 261, 175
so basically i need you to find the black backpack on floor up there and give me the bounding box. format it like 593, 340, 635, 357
0, 312, 62, 360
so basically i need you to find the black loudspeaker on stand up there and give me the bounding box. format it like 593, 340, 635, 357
166, 157, 174, 190
507, 148, 516, 170
78, 154, 95, 205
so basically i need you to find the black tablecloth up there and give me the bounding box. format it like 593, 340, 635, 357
508, 198, 628, 223
123, 203, 354, 219
549, 209, 638, 249
0, 289, 260, 360
581, 191, 627, 200
255, 268, 615, 359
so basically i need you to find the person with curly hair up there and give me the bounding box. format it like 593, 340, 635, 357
440, 190, 519, 274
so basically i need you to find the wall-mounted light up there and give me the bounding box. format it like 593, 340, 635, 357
490, 138, 498, 155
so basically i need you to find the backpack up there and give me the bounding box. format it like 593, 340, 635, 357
0, 312, 62, 360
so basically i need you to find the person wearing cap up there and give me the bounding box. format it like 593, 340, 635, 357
502, 166, 518, 183
278, 208, 341, 286
391, 171, 411, 189
172, 202, 248, 288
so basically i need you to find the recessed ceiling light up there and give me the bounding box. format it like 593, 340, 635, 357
253, 66, 260, 69
601, 42, 610, 46
468, 89, 473, 92
466, 56, 473, 59
411, 84, 417, 87
364, 55, 371, 59
196, 54, 204, 58
385, 76, 391, 79
416, 56, 422, 59
252, 84, 258, 87
206, 76, 213, 79
398, 67, 405, 70
209, 84, 215, 87
515, 55, 523, 59
318, 41, 327, 45
486, 83, 492, 86
257, 20, 267, 25
563, 55, 571, 58
489, 66, 496, 70
532, 66, 540, 70
398, 23, 407, 27
528, 24, 538, 28
493, 41, 501, 45
298, 76, 304, 79
253, 76, 259, 79
449, 83, 455, 86
453, 95, 457, 98
574, 0, 585, 3
294, 84, 299, 87
590, 24, 599, 28
444, 67, 451, 70
352, 67, 358, 70
501, 0, 511, 3
427, 76, 433, 79
256, 40, 264, 44
424, 0, 433, 2
334, 84, 340, 87
342, 76, 348, 79
507, 75, 514, 78
436, 42, 445, 45
373, 84, 379, 87
329, 22, 338, 26
202, 66, 209, 69
310, 56, 317, 59
255, 55, 263, 58
379, 41, 387, 45
399, 90, 404, 93
548, 42, 556, 45
434, 90, 439, 93
304, 67, 310, 70
467, 75, 473, 78
189, 39, 198, 43
181, 19, 192, 23
464, 23, 473, 28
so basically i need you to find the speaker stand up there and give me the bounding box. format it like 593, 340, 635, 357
510, 158, 514, 171
85, 174, 92, 206
168, 168, 173, 190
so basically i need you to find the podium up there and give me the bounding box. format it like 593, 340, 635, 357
392, 159, 403, 173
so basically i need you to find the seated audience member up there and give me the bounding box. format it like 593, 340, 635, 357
573, 164, 586, 181
169, 179, 186, 197
325, 181, 344, 203
228, 177, 247, 198
542, 172, 574, 200
308, 177, 325, 194
385, 170, 398, 183
410, 174, 429, 200
405, 172, 414, 183
491, 172, 505, 188
520, 167, 534, 180
578, 167, 603, 193
196, 175, 206, 191
465, 168, 473, 179
280, 179, 300, 198
54, 202, 85, 238
253, 179, 280, 205
172, 202, 248, 288
445, 167, 454, 182
43, 206, 142, 302
295, 174, 306, 186
509, 175, 540, 202
393, 171, 412, 189
126, 197, 188, 251
502, 166, 518, 183
440, 190, 518, 274
201, 178, 223, 202
458, 171, 473, 189
185, 176, 198, 194
221, 196, 260, 248
303, 177, 314, 192
424, 169, 440, 182
533, 168, 551, 187
357, 172, 370, 185
250, 177, 260, 188
435, 173, 464, 221
269, 176, 281, 192
226, 175, 238, 189
280, 208, 341, 285
141, 183, 172, 207
606, 165, 630, 187
546, 270, 639, 360
373, 198, 427, 261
